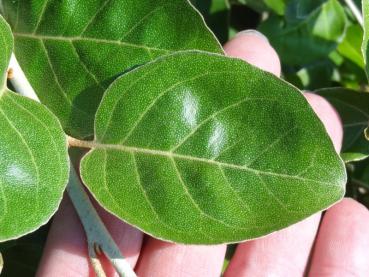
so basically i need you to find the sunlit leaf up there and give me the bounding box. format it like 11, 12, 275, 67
0, 15, 69, 242
338, 24, 365, 69
362, 0, 369, 79
1, 0, 223, 138
81, 51, 346, 244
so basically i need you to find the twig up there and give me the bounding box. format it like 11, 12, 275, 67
344, 0, 364, 26
8, 54, 136, 277
68, 167, 136, 277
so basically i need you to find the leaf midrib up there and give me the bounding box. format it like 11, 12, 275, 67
84, 140, 343, 188
14, 32, 172, 53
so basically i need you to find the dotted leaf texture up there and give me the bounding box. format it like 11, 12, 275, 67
0, 15, 69, 242
0, 0, 223, 139
80, 51, 347, 244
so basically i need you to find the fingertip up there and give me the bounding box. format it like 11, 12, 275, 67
223, 30, 281, 76
304, 93, 343, 153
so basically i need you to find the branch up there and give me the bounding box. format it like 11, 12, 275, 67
8, 54, 136, 277
68, 167, 136, 277
344, 0, 363, 26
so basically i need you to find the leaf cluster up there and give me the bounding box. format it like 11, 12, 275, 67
0, 0, 357, 273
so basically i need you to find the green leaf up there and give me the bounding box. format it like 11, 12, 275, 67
1, 0, 223, 139
291, 59, 335, 90
316, 88, 369, 162
338, 24, 365, 69
80, 51, 346, 244
362, 0, 369, 79
260, 0, 347, 65
233, 0, 286, 15
0, 15, 69, 242
191, 0, 230, 44
286, 0, 326, 23
0, 13, 12, 88
264, 0, 287, 15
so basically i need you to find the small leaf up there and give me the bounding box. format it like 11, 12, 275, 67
316, 88, 369, 162
363, 0, 369, 79
260, 0, 347, 66
264, 0, 287, 15
338, 24, 365, 69
0, 15, 69, 242
1, 0, 223, 139
81, 51, 346, 244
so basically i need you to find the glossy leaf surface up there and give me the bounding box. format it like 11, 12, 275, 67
317, 88, 369, 162
0, 16, 69, 242
1, 0, 223, 139
81, 51, 346, 244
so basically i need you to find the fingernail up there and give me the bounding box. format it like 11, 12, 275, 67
236, 29, 269, 44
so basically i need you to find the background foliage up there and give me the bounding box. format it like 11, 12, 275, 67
0, 0, 368, 275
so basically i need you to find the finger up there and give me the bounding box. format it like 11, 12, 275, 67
308, 198, 369, 276
223, 30, 281, 76
135, 30, 282, 277
304, 93, 343, 152
224, 214, 321, 276
37, 194, 143, 276
224, 91, 343, 276
135, 240, 226, 277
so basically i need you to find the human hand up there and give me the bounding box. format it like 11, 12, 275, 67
36, 30, 369, 277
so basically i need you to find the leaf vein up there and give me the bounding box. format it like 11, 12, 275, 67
69, 41, 105, 90
33, 0, 50, 34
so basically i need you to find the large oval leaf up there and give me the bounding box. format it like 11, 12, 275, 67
0, 90, 70, 241
0, 15, 69, 242
317, 88, 369, 163
80, 51, 346, 244
1, 0, 223, 138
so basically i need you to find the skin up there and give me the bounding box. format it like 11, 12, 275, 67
36, 31, 369, 277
